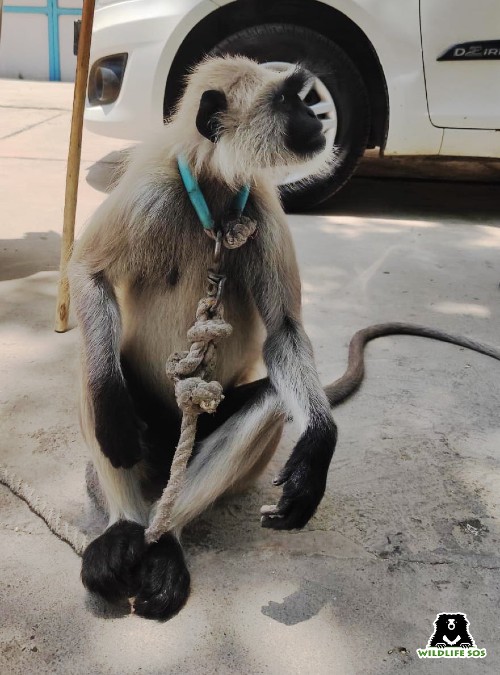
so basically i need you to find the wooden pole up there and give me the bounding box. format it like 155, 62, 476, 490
55, 0, 95, 332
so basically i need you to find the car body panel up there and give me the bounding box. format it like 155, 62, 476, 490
421, 0, 500, 130
293, 0, 443, 154
441, 128, 500, 157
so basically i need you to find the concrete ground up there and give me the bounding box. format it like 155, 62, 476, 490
1, 80, 500, 675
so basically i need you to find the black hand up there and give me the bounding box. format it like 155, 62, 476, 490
94, 382, 146, 469
261, 420, 336, 530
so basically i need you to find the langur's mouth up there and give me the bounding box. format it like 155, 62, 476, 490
313, 130, 327, 150
294, 131, 327, 158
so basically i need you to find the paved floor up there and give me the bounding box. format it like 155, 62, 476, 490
1, 80, 500, 675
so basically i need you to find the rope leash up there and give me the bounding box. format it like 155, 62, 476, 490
0, 223, 254, 555
145, 157, 257, 543
0, 466, 87, 556
1, 158, 258, 554
145, 217, 258, 543
145, 237, 232, 543
1, 262, 233, 553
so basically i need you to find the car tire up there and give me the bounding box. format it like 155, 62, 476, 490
212, 24, 371, 211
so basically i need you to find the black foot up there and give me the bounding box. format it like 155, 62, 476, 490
81, 521, 146, 601
133, 533, 190, 621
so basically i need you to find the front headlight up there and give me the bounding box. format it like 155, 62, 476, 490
88, 54, 128, 106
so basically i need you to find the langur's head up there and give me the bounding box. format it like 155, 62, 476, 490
172, 55, 333, 186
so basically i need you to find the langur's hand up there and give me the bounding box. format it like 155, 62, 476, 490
94, 385, 147, 469
260, 457, 325, 530
99, 424, 146, 469
260, 423, 335, 530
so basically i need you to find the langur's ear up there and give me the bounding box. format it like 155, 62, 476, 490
196, 90, 227, 143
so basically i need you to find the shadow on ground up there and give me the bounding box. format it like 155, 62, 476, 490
0, 231, 61, 282
85, 149, 131, 193
319, 176, 500, 224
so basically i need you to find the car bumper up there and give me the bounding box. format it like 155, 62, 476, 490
85, 0, 216, 140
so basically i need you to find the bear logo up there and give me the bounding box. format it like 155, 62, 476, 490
427, 613, 476, 649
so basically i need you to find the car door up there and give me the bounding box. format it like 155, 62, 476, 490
420, 0, 500, 129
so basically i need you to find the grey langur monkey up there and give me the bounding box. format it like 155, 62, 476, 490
70, 56, 337, 620
70, 55, 500, 620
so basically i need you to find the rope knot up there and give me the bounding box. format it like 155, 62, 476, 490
174, 377, 224, 415
222, 216, 257, 249
187, 318, 232, 344
196, 297, 218, 321
166, 350, 204, 378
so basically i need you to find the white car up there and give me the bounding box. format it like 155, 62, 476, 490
85, 0, 500, 209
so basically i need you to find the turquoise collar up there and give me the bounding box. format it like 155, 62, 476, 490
177, 155, 250, 232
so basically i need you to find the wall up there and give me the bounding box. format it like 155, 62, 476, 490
0, 0, 82, 81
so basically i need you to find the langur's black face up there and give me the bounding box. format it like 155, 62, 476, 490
272, 70, 326, 158
192, 61, 328, 175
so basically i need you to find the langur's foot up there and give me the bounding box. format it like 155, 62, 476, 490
133, 533, 190, 621
81, 521, 146, 601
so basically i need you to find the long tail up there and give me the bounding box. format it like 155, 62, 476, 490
3, 323, 500, 553
324, 322, 500, 407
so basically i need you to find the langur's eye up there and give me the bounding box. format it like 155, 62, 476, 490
279, 94, 285, 104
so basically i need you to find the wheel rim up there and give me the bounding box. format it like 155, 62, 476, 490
262, 61, 338, 185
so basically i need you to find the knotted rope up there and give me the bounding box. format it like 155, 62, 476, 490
222, 215, 257, 249
144, 270, 233, 544
145, 220, 257, 544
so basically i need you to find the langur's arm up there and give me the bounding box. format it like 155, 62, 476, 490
247, 220, 337, 529
69, 219, 144, 469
